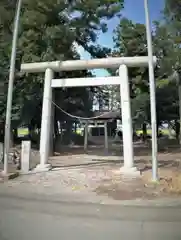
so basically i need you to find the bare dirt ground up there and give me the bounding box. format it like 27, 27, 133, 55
95, 167, 181, 200
50, 142, 181, 200
1, 139, 181, 201
1, 162, 181, 201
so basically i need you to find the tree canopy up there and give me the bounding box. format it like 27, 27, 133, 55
0, 0, 124, 128
110, 11, 180, 127
1, 0, 181, 136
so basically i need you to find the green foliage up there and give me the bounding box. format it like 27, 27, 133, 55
112, 18, 150, 124
113, 18, 149, 98
0, 0, 124, 127
131, 92, 150, 125
111, 14, 180, 125
156, 81, 179, 123
152, 19, 180, 124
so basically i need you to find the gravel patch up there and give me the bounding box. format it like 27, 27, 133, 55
1, 165, 117, 196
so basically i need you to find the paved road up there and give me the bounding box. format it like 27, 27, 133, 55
0, 194, 181, 240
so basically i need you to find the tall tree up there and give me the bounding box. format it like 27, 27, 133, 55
112, 18, 150, 129
112, 16, 179, 134
0, 0, 124, 129
153, 21, 179, 125
162, 0, 181, 141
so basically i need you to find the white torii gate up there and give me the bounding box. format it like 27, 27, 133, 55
21, 56, 157, 174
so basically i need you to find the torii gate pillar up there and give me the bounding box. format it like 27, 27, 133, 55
119, 65, 139, 175
20, 56, 156, 174
35, 68, 53, 171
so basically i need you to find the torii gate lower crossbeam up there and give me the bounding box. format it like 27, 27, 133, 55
20, 56, 157, 175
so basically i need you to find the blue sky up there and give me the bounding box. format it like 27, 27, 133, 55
77, 0, 164, 76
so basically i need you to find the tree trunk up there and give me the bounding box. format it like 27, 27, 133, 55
64, 120, 73, 144
10, 130, 14, 148
178, 83, 181, 145
157, 124, 160, 137
174, 119, 180, 142
49, 90, 55, 156
142, 122, 147, 142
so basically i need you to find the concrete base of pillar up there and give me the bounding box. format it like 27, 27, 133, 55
33, 163, 52, 173
0, 171, 19, 180
119, 166, 140, 177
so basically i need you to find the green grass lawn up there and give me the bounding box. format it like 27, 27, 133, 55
136, 128, 171, 136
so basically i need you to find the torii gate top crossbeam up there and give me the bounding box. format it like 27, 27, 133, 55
21, 56, 157, 73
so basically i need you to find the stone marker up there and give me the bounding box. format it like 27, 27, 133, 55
21, 141, 31, 173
